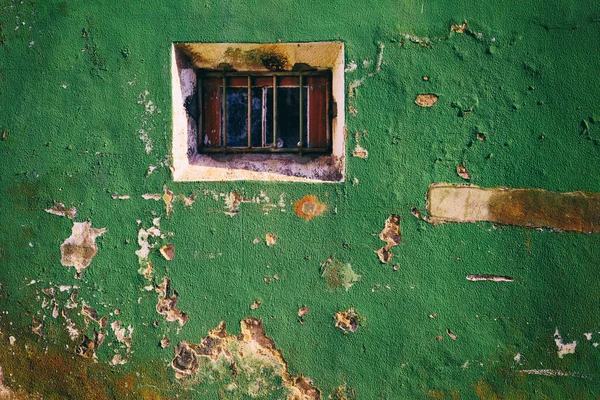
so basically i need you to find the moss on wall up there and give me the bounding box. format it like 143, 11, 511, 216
1, 0, 600, 398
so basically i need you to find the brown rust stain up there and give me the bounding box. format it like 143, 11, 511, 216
0, 329, 172, 399
487, 189, 600, 233
224, 46, 290, 71
171, 317, 320, 399
294, 195, 326, 221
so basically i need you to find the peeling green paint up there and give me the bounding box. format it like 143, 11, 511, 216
1, 0, 600, 398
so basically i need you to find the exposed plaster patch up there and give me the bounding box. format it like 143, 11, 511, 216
111, 193, 130, 200
224, 191, 243, 216
171, 317, 320, 399
446, 328, 458, 340
293, 195, 326, 221
142, 193, 162, 200
250, 300, 262, 310
426, 184, 600, 232
81, 302, 107, 328
45, 203, 77, 219
76, 330, 105, 359
456, 165, 472, 180
265, 234, 277, 247
298, 306, 310, 324
352, 132, 368, 159
334, 308, 361, 333
321, 257, 360, 291
466, 274, 514, 282
450, 22, 468, 33
375, 215, 401, 263
518, 369, 583, 377
159, 244, 175, 260
163, 187, 175, 217
415, 93, 439, 107
348, 42, 384, 97
554, 329, 577, 358
60, 222, 107, 276
111, 321, 133, 348
584, 332, 593, 340
156, 277, 189, 326
111, 354, 127, 366
399, 32, 431, 47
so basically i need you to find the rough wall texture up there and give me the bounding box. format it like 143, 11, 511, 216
1, 0, 600, 398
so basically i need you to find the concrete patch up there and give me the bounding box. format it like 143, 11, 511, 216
426, 184, 600, 233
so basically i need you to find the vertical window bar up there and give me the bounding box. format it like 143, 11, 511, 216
197, 72, 202, 151
222, 75, 227, 148
247, 76, 251, 148
262, 87, 267, 146
326, 74, 331, 148
298, 74, 303, 156
272, 76, 277, 148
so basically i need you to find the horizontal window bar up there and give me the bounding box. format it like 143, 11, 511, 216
200, 147, 329, 154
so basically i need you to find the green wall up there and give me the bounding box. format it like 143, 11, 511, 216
1, 0, 600, 398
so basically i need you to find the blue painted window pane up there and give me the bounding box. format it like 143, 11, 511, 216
224, 88, 248, 147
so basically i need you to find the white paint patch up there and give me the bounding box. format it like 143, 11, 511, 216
142, 193, 162, 200
137, 90, 161, 154
554, 329, 576, 358
344, 60, 357, 72
348, 42, 384, 97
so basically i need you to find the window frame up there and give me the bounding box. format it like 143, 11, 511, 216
171, 42, 346, 183
198, 70, 333, 155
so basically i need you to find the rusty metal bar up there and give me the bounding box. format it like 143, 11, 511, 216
222, 75, 227, 148
298, 74, 303, 155
247, 76, 251, 148
272, 76, 277, 148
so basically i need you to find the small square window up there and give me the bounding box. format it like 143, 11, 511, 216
200, 72, 331, 154
171, 43, 345, 182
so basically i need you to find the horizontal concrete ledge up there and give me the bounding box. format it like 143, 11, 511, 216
426, 183, 600, 233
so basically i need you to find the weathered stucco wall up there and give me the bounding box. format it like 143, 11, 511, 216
1, 0, 600, 398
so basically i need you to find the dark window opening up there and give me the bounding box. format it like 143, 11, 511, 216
199, 72, 332, 154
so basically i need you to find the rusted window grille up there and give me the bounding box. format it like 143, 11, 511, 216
199, 71, 332, 154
